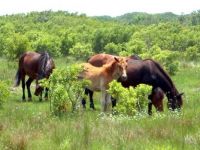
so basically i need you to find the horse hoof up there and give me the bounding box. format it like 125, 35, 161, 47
22, 99, 26, 102
28, 98, 32, 102
45, 97, 48, 101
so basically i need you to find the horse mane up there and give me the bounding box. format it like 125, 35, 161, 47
129, 54, 141, 60
145, 59, 176, 91
38, 51, 50, 78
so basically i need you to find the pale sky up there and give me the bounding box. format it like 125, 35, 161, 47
0, 0, 200, 17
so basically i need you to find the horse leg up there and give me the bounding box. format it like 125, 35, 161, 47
111, 97, 117, 107
82, 88, 88, 109
148, 90, 153, 115
148, 102, 153, 115
88, 89, 95, 109
101, 91, 107, 112
105, 93, 111, 111
26, 77, 33, 101
101, 91, 111, 112
39, 92, 43, 102
44, 88, 49, 100
22, 75, 26, 101
152, 88, 164, 112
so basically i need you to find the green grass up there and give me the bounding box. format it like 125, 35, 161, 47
0, 58, 200, 150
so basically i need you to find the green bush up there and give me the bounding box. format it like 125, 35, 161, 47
33, 33, 61, 57
0, 81, 10, 108
3, 33, 30, 59
108, 80, 151, 116
69, 43, 93, 60
41, 65, 89, 115
141, 45, 179, 75
184, 46, 200, 61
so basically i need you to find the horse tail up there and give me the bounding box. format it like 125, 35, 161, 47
14, 68, 21, 87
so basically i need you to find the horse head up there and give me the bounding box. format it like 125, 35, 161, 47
113, 57, 128, 81
167, 90, 184, 110
34, 84, 43, 96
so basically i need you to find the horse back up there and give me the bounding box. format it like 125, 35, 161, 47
19, 52, 41, 79
88, 53, 115, 67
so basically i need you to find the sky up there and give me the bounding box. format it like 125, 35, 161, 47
0, 0, 200, 17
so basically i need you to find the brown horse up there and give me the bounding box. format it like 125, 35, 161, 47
85, 53, 183, 114
14, 51, 55, 101
148, 87, 164, 115
79, 57, 128, 111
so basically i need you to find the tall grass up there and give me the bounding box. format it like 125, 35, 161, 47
0, 58, 200, 149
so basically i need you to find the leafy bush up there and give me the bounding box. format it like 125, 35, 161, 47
33, 33, 61, 57
108, 80, 151, 116
104, 42, 126, 55
0, 81, 10, 108
3, 33, 30, 59
184, 46, 200, 61
41, 65, 89, 115
141, 45, 179, 75
69, 43, 93, 60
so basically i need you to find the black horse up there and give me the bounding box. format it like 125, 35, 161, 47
83, 54, 183, 114
14, 51, 55, 101
119, 59, 183, 111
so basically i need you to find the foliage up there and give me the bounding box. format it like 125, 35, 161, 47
104, 42, 127, 55
33, 33, 61, 57
184, 46, 200, 61
41, 65, 90, 115
0, 81, 10, 108
0, 11, 200, 60
69, 42, 93, 59
108, 80, 151, 116
3, 33, 30, 59
141, 45, 179, 75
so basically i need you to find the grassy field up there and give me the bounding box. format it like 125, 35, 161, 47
0, 58, 200, 150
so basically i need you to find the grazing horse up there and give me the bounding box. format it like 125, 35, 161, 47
86, 54, 183, 114
14, 51, 55, 101
120, 59, 183, 111
79, 57, 128, 111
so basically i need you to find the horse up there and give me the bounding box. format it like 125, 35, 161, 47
79, 57, 128, 111
85, 54, 183, 114
14, 51, 55, 101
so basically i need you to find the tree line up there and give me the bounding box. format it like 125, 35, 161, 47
0, 10, 200, 64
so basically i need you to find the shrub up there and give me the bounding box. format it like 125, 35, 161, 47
4, 33, 30, 59
108, 80, 151, 116
41, 65, 89, 115
184, 46, 200, 61
141, 45, 179, 75
33, 33, 61, 57
69, 43, 93, 60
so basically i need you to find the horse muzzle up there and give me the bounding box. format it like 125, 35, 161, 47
121, 75, 127, 81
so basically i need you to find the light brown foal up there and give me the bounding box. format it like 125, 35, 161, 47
79, 57, 128, 111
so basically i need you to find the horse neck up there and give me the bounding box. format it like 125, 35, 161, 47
104, 61, 119, 79
153, 61, 178, 97
38, 52, 50, 78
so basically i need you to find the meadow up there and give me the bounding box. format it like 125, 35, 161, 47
0, 57, 200, 150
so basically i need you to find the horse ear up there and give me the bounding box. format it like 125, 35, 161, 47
179, 92, 184, 96
114, 57, 119, 62
177, 92, 184, 97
